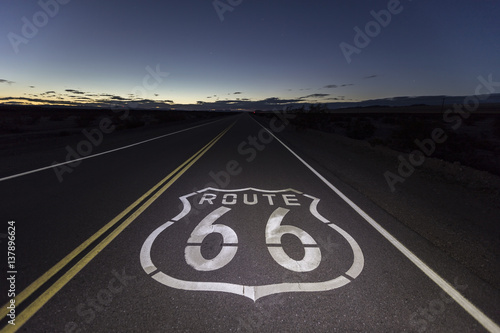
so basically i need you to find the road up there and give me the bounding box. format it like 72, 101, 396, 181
0, 113, 499, 332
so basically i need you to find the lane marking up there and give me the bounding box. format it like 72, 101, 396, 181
251, 116, 500, 333
1, 123, 235, 332
0, 123, 228, 321
0, 118, 226, 182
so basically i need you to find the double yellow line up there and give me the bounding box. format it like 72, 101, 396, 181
1, 123, 234, 332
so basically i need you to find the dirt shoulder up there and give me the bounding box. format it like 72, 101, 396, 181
271, 119, 500, 290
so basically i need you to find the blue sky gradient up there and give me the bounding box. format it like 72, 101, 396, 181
1, 0, 499, 110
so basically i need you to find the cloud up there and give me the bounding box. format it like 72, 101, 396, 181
65, 89, 85, 94
0, 79, 15, 85
111, 96, 127, 100
0, 94, 305, 111
167, 97, 305, 111
324, 83, 353, 89
301, 93, 330, 99
233, 92, 242, 95
364, 75, 378, 79
262, 97, 302, 104
0, 97, 68, 104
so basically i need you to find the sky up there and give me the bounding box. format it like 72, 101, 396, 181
1, 0, 499, 110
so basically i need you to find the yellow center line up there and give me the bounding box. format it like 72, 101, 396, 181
0, 124, 224, 319
2, 122, 235, 332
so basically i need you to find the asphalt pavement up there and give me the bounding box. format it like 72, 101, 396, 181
1, 113, 499, 332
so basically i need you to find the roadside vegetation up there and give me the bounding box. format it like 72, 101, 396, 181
258, 104, 500, 176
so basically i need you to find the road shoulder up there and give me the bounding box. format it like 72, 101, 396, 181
267, 118, 500, 290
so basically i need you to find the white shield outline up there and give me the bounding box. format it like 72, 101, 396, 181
140, 187, 364, 301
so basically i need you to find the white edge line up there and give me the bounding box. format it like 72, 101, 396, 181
251, 116, 500, 333
0, 119, 222, 183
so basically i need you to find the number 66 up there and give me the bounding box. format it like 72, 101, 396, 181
185, 206, 321, 272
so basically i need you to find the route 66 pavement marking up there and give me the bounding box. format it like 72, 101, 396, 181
140, 187, 364, 301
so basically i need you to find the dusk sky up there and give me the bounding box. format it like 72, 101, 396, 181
1, 0, 499, 110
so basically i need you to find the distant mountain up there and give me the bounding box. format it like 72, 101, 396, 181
325, 93, 500, 109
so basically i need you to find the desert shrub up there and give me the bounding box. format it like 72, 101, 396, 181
156, 112, 186, 123
493, 117, 500, 138
58, 130, 71, 137
333, 121, 348, 129
76, 115, 95, 127
458, 115, 476, 126
122, 116, 145, 129
368, 137, 386, 147
346, 118, 375, 140
28, 114, 42, 125
381, 116, 397, 124
49, 113, 67, 121
291, 117, 308, 131
390, 118, 434, 151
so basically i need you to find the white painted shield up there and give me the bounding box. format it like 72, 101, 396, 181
140, 187, 364, 301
